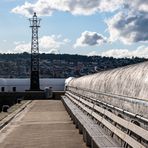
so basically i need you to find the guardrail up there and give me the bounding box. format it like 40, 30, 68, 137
67, 86, 148, 123
65, 87, 148, 148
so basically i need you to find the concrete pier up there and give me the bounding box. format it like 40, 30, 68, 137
0, 100, 87, 148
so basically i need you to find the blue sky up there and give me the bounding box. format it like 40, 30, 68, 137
0, 0, 148, 58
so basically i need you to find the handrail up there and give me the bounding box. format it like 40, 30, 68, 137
67, 86, 148, 105
67, 86, 148, 123
66, 91, 148, 148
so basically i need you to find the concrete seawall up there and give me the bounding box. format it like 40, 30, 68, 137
0, 91, 65, 111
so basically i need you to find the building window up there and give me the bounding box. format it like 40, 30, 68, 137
13, 87, 16, 92
1, 87, 5, 92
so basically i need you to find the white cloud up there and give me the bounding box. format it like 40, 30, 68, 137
87, 51, 98, 56
86, 46, 148, 58
11, 1, 53, 17
12, 35, 69, 53
63, 38, 71, 43
106, 11, 148, 44
125, 0, 148, 13
101, 46, 148, 58
12, 43, 31, 53
74, 31, 107, 48
48, 48, 59, 54
39, 36, 61, 49
104, 1, 148, 45
3, 40, 7, 42
11, 0, 123, 17
101, 49, 131, 58
13, 41, 25, 45
99, 0, 123, 12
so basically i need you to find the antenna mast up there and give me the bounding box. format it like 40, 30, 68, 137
29, 12, 41, 91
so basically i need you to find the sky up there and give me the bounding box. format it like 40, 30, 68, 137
0, 0, 148, 58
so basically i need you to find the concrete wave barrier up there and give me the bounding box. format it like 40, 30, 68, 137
65, 62, 148, 148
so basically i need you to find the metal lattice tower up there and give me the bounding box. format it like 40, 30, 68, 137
29, 12, 41, 91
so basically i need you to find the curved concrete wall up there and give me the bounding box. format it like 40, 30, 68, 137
67, 62, 148, 118
68, 62, 148, 101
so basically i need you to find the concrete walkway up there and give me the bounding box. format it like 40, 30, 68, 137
0, 100, 87, 148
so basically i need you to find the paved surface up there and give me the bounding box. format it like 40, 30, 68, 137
0, 100, 87, 148
0, 101, 29, 121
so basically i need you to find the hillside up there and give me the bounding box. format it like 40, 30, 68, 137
0, 53, 147, 78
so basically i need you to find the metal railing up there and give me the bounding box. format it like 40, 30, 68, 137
65, 86, 148, 148
67, 86, 148, 123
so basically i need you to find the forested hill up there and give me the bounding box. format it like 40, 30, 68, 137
0, 52, 147, 63
0, 52, 147, 78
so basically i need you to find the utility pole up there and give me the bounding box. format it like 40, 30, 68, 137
29, 12, 41, 91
